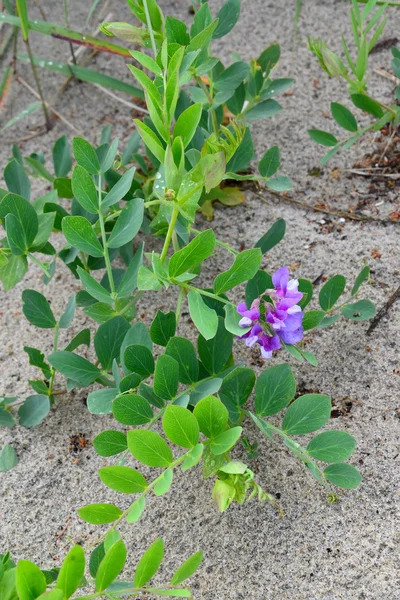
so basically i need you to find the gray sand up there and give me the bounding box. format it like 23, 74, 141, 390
1, 1, 399, 598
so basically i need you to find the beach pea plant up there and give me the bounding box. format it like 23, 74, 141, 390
0, 541, 203, 599
308, 0, 400, 163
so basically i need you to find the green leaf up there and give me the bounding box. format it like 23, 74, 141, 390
16, 560, 46, 600
4, 160, 30, 200
351, 265, 370, 296
258, 146, 281, 178
187, 291, 218, 340
341, 299, 376, 321
126, 496, 146, 523
77, 268, 112, 304
102, 168, 136, 211
59, 294, 76, 329
117, 243, 144, 297
124, 345, 155, 378
128, 430, 173, 467
71, 166, 99, 214
162, 405, 199, 449
48, 351, 100, 386
99, 138, 119, 173
78, 504, 122, 525
108, 199, 144, 248
254, 218, 285, 253
121, 323, 152, 374
169, 230, 215, 278
307, 431, 356, 462
181, 443, 204, 471
245, 99, 282, 121
72, 137, 100, 174
323, 463, 362, 488
24, 346, 51, 379
95, 540, 126, 592
302, 310, 326, 331
153, 468, 174, 496
316, 314, 341, 329
130, 50, 162, 75
193, 395, 228, 438
150, 310, 176, 346
62, 216, 104, 257
134, 539, 164, 588
223, 303, 250, 336
218, 367, 255, 423
308, 129, 338, 147
257, 42, 280, 73
331, 102, 358, 132
22, 290, 56, 329
255, 363, 296, 416
134, 120, 165, 163
0, 409, 16, 428
53, 136, 72, 177
210, 426, 242, 455
173, 103, 202, 148
214, 61, 249, 92
18, 395, 50, 427
165, 337, 199, 384
93, 430, 127, 457
56, 545, 85, 600
5, 214, 27, 255
153, 354, 179, 400
197, 317, 233, 375
350, 93, 383, 118
87, 388, 116, 415
94, 316, 130, 370
0, 255, 28, 291
213, 0, 240, 38
319, 275, 346, 310
245, 270, 272, 306
89, 544, 105, 579
0, 445, 18, 472
214, 248, 262, 295
0, 193, 38, 249
282, 394, 331, 434
112, 393, 153, 425
170, 551, 203, 585
98, 466, 147, 494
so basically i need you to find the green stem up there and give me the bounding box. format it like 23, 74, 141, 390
195, 75, 218, 135
97, 176, 118, 308
142, 0, 157, 58
160, 207, 179, 263
48, 325, 59, 398
89, 451, 189, 549
27, 253, 51, 277
175, 287, 184, 322
172, 280, 231, 305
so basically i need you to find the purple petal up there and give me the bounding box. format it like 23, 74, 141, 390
272, 267, 289, 293
284, 311, 304, 332
279, 327, 304, 344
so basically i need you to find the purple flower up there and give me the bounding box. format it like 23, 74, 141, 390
236, 267, 304, 359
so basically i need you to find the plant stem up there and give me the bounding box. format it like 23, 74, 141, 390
172, 280, 231, 305
97, 175, 118, 308
27, 253, 51, 277
142, 0, 157, 58
48, 325, 59, 398
195, 75, 219, 135
25, 38, 52, 130
160, 207, 179, 263
175, 287, 184, 322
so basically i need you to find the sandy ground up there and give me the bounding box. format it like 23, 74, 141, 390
1, 0, 400, 599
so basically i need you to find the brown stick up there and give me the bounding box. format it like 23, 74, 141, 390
366, 285, 400, 335
253, 184, 400, 226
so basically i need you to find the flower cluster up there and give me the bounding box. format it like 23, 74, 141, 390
237, 267, 304, 359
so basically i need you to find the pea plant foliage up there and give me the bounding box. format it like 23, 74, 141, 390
0, 0, 377, 598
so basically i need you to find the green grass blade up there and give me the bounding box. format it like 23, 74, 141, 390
17, 53, 144, 98
15, 0, 29, 40
0, 13, 132, 57
0, 100, 42, 132
87, 0, 102, 23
